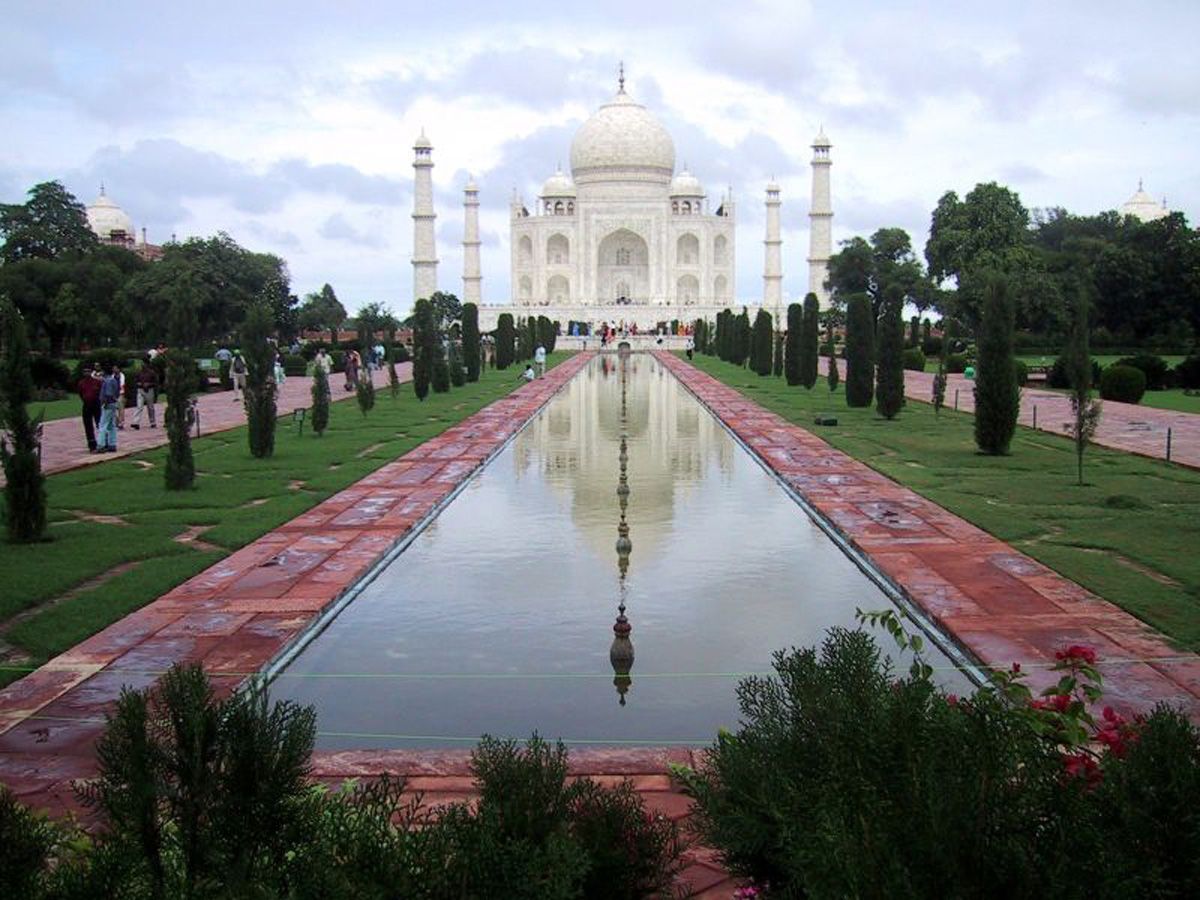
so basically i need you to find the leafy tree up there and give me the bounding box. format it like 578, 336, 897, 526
354, 301, 395, 355
801, 293, 820, 388
163, 349, 196, 489
875, 287, 905, 420
241, 302, 277, 458
311, 366, 330, 435
827, 228, 932, 320
973, 273, 1020, 454
844, 294, 875, 407
784, 303, 802, 385
495, 313, 515, 369
297, 283, 347, 345
462, 303, 481, 381
0, 301, 46, 542
0, 181, 97, 263
412, 298, 435, 401
751, 310, 773, 375
426, 291, 462, 331
1064, 283, 1102, 485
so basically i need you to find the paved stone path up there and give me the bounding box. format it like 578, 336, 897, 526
831, 359, 1199, 469
659, 352, 1200, 719
14, 365, 405, 485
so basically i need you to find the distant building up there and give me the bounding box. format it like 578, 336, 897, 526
1120, 180, 1169, 223
84, 186, 164, 261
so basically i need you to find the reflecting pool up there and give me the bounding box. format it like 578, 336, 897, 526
273, 354, 967, 747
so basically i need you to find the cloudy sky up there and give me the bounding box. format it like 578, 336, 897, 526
3, 1, 1196, 316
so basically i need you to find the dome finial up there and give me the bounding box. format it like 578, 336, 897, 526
1138, 177, 1144, 191
618, 60, 625, 94
99, 181, 105, 196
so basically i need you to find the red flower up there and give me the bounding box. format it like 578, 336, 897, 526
946, 694, 959, 707
1062, 752, 1102, 786
1031, 694, 1072, 713
1055, 644, 1098, 666
1011, 662, 1022, 674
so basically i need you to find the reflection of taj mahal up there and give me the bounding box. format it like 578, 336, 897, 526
410, 67, 833, 330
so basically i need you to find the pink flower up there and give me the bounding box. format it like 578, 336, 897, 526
1062, 752, 1101, 786
734, 887, 761, 899
1011, 662, 1022, 674
946, 694, 959, 707
1031, 694, 1072, 713
1055, 644, 1098, 666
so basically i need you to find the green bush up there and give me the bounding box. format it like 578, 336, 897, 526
241, 303, 277, 459
1116, 353, 1170, 390
922, 335, 944, 356
29, 356, 71, 390
800, 293, 820, 388
355, 376, 375, 416
1013, 358, 1029, 386
163, 350, 195, 489
1049, 355, 1102, 389
462, 303, 481, 382
902, 347, 927, 371
282, 353, 307, 376
329, 349, 346, 374
751, 309, 773, 376
677, 627, 1200, 898
1100, 364, 1147, 403
1176, 355, 1200, 390
844, 293, 874, 408
974, 273, 1020, 455
391, 342, 411, 363
946, 352, 968, 374
495, 313, 515, 370
311, 367, 329, 436
875, 289, 904, 419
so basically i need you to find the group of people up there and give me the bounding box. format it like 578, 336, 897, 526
77, 354, 162, 454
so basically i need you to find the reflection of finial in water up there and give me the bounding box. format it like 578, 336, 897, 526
610, 347, 634, 704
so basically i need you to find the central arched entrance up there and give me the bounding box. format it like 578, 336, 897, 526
597, 228, 649, 305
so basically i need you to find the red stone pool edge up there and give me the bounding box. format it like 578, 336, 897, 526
3, 350, 1198, 898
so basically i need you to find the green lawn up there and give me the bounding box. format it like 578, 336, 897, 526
0, 356, 570, 688
25, 396, 82, 422
1137, 389, 1200, 414
686, 354, 1200, 652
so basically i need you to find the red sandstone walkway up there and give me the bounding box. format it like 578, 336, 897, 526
661, 351, 1200, 720
12, 365, 405, 485
830, 358, 1200, 468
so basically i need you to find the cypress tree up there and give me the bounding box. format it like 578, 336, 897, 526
800, 293, 819, 388
827, 345, 840, 392
717, 311, 730, 361
412, 298, 434, 400
312, 366, 330, 434
462, 303, 481, 382
736, 308, 751, 367
784, 302, 803, 385
431, 335, 450, 394
773, 332, 784, 377
241, 302, 277, 458
875, 287, 905, 420
449, 339, 466, 387
974, 273, 1020, 455
355, 376, 376, 415
922, 318, 932, 347
163, 349, 196, 489
0, 302, 47, 541
387, 352, 400, 399
844, 293, 874, 408
1065, 282, 1102, 485
495, 313, 515, 369
908, 315, 920, 348
548, 320, 559, 353
751, 310, 773, 375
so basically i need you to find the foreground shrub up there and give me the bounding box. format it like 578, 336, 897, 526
1116, 353, 1170, 390
0, 302, 47, 542
1100, 364, 1147, 404
676, 626, 1200, 899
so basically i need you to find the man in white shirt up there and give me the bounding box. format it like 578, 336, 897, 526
534, 344, 546, 378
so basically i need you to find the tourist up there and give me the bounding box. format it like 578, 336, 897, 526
686, 337, 694, 360
77, 364, 103, 452
374, 342, 386, 370
97, 364, 122, 452
214, 345, 233, 365
274, 350, 286, 386
314, 348, 332, 376
148, 342, 167, 360
231, 351, 247, 401
130, 357, 158, 429
534, 343, 546, 377
521, 364, 535, 382
344, 349, 360, 391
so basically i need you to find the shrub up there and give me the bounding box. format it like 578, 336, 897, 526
946, 352, 968, 374
844, 293, 874, 407
875, 289, 904, 419
784, 303, 802, 385
241, 303, 277, 459
412, 298, 435, 401
0, 786, 62, 898
282, 353, 307, 376
0, 302, 46, 543
311, 367, 329, 436
29, 356, 71, 390
902, 347, 927, 371
974, 273, 1019, 455
1100, 364, 1147, 404
1176, 355, 1200, 390
827, 348, 839, 392
462, 303, 481, 382
449, 340, 466, 387
800, 293, 820, 388
773, 332, 784, 377
391, 342, 411, 363
1116, 353, 1170, 390
355, 376, 375, 416
1013, 358, 1028, 386
922, 334, 943, 356
1049, 355, 1102, 389
329, 349, 345, 374
751, 310, 773, 376
495, 313, 515, 369
163, 350, 195, 489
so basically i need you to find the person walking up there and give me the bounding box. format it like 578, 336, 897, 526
130, 358, 159, 429
231, 351, 247, 402
96, 364, 122, 452
344, 349, 360, 392
77, 364, 103, 452
274, 350, 286, 386
534, 343, 547, 378
686, 337, 694, 360
115, 364, 128, 429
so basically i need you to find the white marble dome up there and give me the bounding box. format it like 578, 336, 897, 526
541, 166, 576, 197
1120, 180, 1168, 222
570, 88, 675, 184
86, 189, 134, 239
669, 169, 704, 197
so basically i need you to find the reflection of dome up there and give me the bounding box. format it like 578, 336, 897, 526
1120, 180, 1168, 222
86, 187, 134, 240
669, 169, 704, 197
541, 166, 576, 198
570, 86, 676, 185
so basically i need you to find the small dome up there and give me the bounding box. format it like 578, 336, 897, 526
765, 178, 781, 194
570, 85, 675, 185
464, 175, 479, 192
86, 188, 134, 240
812, 127, 831, 148
669, 169, 705, 197
413, 129, 432, 149
540, 166, 576, 198
1120, 180, 1168, 222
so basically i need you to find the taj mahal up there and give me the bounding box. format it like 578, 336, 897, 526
411, 69, 834, 331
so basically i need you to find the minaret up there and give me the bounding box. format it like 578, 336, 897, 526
411, 130, 438, 302
763, 180, 783, 315
462, 176, 481, 305
807, 128, 833, 307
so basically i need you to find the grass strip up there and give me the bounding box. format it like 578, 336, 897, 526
685, 353, 1200, 651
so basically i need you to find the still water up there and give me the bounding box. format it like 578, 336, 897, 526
273, 354, 965, 748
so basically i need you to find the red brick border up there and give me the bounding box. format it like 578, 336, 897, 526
657, 351, 1200, 721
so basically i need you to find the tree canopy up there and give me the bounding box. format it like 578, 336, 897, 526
826, 227, 932, 321
0, 181, 98, 263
